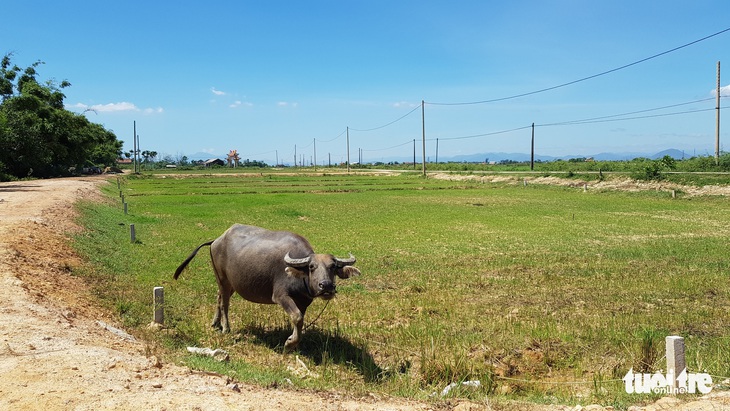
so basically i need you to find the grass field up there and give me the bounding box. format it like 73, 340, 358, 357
71, 171, 730, 409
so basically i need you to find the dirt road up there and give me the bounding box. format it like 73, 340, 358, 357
0, 176, 728, 411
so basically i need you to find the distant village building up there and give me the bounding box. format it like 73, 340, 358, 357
204, 158, 225, 167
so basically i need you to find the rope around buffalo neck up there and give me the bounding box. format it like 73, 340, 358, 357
303, 299, 331, 331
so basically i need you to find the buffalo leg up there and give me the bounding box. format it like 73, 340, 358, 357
212, 276, 234, 332
275, 296, 307, 350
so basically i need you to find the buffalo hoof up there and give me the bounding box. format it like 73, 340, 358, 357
211, 322, 229, 333
284, 337, 299, 351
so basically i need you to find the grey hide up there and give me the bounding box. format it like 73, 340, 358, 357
173, 224, 360, 350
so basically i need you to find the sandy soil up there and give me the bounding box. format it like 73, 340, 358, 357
429, 173, 730, 197
0, 175, 728, 411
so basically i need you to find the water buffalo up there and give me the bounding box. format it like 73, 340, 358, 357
173, 224, 360, 350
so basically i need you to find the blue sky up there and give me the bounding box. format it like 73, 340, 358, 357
3, 1, 730, 164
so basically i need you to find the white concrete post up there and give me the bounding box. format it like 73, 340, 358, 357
153, 287, 164, 325
666, 335, 686, 392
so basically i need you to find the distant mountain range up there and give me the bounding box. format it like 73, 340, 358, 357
185, 149, 692, 164
444, 148, 690, 163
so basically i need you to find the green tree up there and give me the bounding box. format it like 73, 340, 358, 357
0, 53, 122, 180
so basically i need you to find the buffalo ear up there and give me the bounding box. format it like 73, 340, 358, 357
337, 266, 361, 279
285, 266, 307, 279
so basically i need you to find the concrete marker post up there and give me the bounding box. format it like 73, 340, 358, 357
123, 202, 128, 215
666, 335, 686, 393
130, 224, 136, 243
153, 287, 164, 325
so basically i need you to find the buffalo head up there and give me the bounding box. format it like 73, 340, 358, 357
284, 253, 360, 300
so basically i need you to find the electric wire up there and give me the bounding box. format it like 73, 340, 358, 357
539, 97, 719, 127
318, 129, 347, 143
425, 97, 725, 144
361, 139, 414, 152
540, 107, 724, 127
350, 104, 421, 132
426, 27, 730, 106
265, 27, 730, 162
431, 125, 534, 142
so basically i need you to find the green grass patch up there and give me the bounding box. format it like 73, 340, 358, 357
71, 171, 730, 408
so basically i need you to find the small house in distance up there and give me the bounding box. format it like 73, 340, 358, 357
204, 158, 225, 167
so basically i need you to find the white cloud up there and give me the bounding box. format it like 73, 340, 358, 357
711, 84, 730, 97
69, 102, 163, 114
393, 101, 418, 108
211, 87, 226, 96
92, 102, 138, 112
277, 101, 298, 108
229, 100, 253, 108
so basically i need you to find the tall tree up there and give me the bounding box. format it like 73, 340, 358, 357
0, 53, 123, 180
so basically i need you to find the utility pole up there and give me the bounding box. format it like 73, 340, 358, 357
133, 121, 137, 174
421, 100, 426, 176
531, 123, 535, 171
136, 129, 140, 172
313, 138, 317, 171
133, 121, 140, 174
346, 127, 351, 173
413, 139, 416, 169
716, 61, 721, 165
436, 138, 439, 164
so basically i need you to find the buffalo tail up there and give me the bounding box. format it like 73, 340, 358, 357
173, 240, 214, 279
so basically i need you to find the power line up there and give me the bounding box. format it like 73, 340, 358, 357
542, 106, 727, 126
430, 125, 533, 142
318, 129, 347, 143
429, 98, 726, 143
361, 139, 414, 152
539, 97, 717, 127
426, 27, 730, 106
349, 104, 421, 132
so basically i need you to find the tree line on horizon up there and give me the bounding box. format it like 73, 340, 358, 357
0, 54, 122, 181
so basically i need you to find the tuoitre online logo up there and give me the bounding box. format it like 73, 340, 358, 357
623, 368, 713, 394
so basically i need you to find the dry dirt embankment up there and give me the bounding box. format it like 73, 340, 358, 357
0, 176, 728, 411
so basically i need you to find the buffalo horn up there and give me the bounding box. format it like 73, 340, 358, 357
284, 253, 311, 268
334, 253, 357, 267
